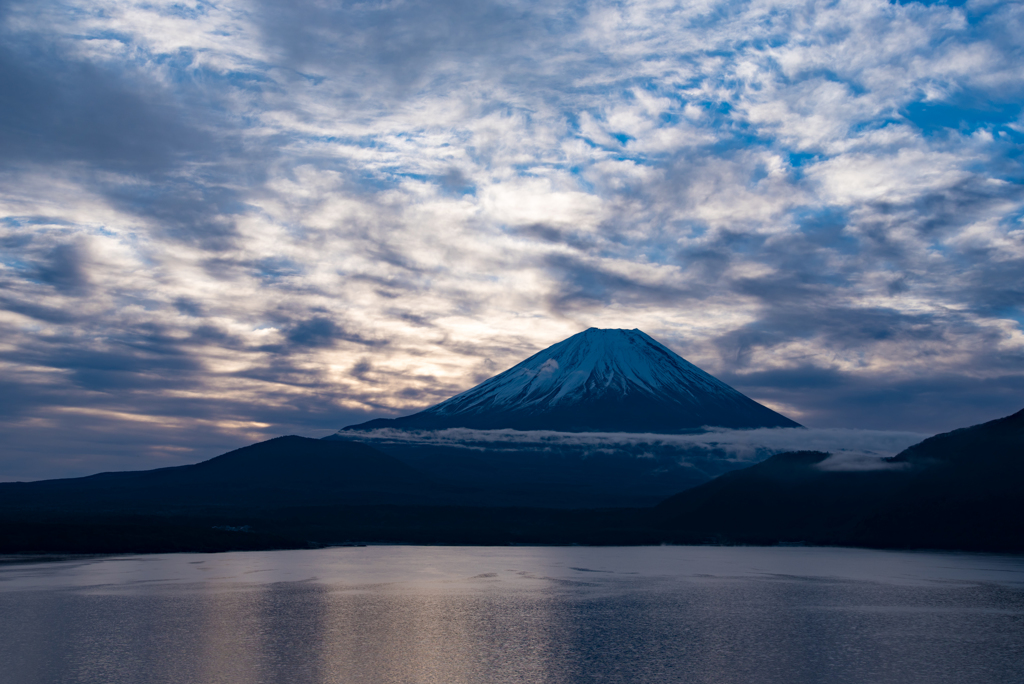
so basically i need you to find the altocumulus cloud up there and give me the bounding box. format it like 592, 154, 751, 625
0, 0, 1022, 479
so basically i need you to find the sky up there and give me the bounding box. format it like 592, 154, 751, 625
1, 0, 1022, 480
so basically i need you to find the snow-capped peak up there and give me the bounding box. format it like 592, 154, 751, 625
345, 328, 801, 433
428, 328, 738, 416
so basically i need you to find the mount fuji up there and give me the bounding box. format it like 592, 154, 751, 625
345, 328, 800, 433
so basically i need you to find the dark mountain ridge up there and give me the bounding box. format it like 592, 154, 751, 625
324, 432, 758, 507
2, 408, 1020, 554
0, 436, 439, 511
654, 408, 1024, 551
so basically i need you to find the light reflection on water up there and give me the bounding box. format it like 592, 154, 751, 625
1, 546, 1022, 684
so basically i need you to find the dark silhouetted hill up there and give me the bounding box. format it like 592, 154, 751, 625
0, 436, 438, 512
654, 409, 1024, 552
3, 410, 1021, 555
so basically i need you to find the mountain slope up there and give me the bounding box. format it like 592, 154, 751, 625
346, 328, 800, 432
653, 408, 1024, 551
653, 451, 912, 544
0, 436, 439, 512
852, 407, 1024, 550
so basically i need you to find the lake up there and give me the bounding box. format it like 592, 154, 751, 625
1, 546, 1022, 684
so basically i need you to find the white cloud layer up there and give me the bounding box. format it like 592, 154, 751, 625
344, 426, 928, 464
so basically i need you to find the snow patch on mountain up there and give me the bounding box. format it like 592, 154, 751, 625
428, 328, 739, 417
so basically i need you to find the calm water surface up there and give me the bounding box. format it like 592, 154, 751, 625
1, 546, 1022, 684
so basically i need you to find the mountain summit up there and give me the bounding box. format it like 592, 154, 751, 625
345, 328, 800, 433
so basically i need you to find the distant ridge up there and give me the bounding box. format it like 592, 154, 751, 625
653, 407, 1024, 551
2, 409, 1020, 554
0, 436, 436, 510
345, 328, 800, 433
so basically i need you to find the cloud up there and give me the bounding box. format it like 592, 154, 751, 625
32, 241, 92, 295
0, 0, 1022, 479
815, 451, 911, 473
0, 40, 212, 170
339, 425, 928, 467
